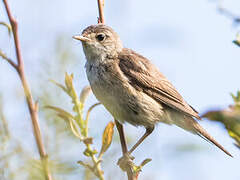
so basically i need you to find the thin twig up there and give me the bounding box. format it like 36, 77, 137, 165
0, 50, 18, 70
2, 1, 52, 179
97, 0, 105, 24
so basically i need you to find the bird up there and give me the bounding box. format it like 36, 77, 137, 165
73, 24, 232, 157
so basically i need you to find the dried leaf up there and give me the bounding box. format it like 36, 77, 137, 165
99, 121, 114, 157
83, 137, 93, 145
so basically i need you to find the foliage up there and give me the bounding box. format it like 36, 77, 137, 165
202, 91, 240, 148
47, 73, 115, 180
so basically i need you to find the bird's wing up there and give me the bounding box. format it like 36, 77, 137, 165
118, 48, 200, 119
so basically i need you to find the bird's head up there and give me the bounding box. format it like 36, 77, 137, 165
73, 24, 123, 62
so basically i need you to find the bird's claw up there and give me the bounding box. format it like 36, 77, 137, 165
117, 152, 135, 172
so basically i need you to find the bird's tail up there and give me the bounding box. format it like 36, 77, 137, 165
169, 110, 232, 157
191, 119, 233, 157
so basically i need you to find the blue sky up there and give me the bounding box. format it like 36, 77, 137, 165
0, 0, 240, 179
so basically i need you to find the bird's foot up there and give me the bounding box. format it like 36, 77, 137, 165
117, 152, 135, 172
117, 152, 152, 175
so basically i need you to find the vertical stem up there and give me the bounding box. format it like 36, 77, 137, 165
2, 1, 52, 179
97, 0, 105, 24
87, 144, 105, 180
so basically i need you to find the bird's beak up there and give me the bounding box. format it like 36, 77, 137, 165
72, 35, 91, 42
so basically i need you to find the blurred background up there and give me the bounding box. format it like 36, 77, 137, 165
0, 0, 240, 179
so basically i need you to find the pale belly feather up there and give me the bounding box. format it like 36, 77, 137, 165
85, 61, 167, 128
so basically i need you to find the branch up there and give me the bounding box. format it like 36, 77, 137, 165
0, 50, 18, 70
2, 1, 52, 179
97, 0, 105, 24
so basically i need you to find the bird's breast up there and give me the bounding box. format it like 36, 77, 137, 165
85, 61, 165, 128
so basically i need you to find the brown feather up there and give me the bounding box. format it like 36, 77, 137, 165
118, 48, 200, 119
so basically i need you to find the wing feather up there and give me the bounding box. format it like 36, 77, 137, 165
118, 48, 200, 119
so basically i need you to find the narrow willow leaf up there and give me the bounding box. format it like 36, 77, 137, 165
231, 91, 240, 106
65, 73, 74, 92
80, 85, 91, 104
45, 105, 74, 121
99, 121, 114, 157
69, 119, 82, 139
85, 103, 101, 124
203, 106, 240, 148
64, 73, 81, 112
133, 158, 152, 174
0, 22, 12, 36
233, 32, 240, 47
228, 130, 240, 146
140, 158, 152, 167
49, 79, 68, 94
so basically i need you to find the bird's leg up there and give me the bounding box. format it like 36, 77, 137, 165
115, 119, 135, 177
128, 126, 154, 154
115, 119, 128, 154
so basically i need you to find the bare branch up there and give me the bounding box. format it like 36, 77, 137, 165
0, 50, 18, 70
97, 0, 105, 24
2, 1, 52, 179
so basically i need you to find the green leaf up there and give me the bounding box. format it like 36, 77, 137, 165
133, 158, 152, 173
69, 119, 82, 138
83, 148, 98, 157
233, 33, 240, 47
202, 104, 240, 148
49, 79, 68, 94
140, 158, 152, 167
45, 105, 74, 121
65, 73, 74, 94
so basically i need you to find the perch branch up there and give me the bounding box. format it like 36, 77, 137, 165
0, 50, 18, 70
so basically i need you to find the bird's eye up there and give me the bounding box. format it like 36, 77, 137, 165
96, 34, 105, 41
